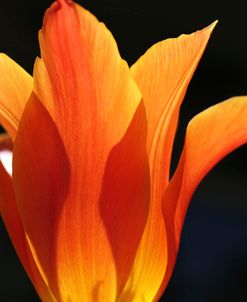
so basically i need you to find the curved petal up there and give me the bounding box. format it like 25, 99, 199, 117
19, 1, 149, 300
0, 133, 56, 301
0, 54, 32, 139
13, 94, 68, 301
124, 22, 216, 300
160, 96, 247, 299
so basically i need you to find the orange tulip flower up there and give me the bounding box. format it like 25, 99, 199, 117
0, 0, 247, 301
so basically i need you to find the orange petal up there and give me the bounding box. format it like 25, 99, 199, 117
124, 22, 216, 300
36, 0, 141, 131
161, 96, 247, 299
0, 54, 32, 139
0, 133, 56, 301
13, 94, 68, 301
17, 1, 149, 300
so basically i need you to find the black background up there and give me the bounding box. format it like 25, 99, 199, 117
0, 0, 247, 301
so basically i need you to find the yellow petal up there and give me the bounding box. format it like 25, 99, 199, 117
124, 22, 216, 301
0, 54, 32, 138
161, 96, 247, 298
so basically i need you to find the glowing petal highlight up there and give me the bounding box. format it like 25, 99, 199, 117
0, 54, 32, 139
0, 150, 12, 175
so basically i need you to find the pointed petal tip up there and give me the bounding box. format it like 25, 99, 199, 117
186, 20, 217, 39
203, 20, 218, 34
43, 0, 74, 25
179, 20, 218, 40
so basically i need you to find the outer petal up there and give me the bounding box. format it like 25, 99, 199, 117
161, 97, 247, 299
0, 133, 56, 301
16, 1, 150, 301
13, 94, 69, 301
124, 23, 216, 300
0, 54, 32, 139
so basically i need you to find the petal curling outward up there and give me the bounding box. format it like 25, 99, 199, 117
123, 22, 216, 301
161, 96, 247, 298
14, 1, 150, 301
0, 54, 32, 139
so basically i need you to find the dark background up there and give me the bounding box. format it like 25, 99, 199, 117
0, 0, 247, 301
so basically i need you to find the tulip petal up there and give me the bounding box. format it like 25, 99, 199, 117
124, 23, 216, 300
0, 133, 56, 301
0, 54, 32, 139
13, 94, 68, 301
18, 1, 149, 300
161, 96, 247, 299
36, 0, 141, 131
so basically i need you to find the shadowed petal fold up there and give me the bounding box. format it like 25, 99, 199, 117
161, 96, 247, 297
13, 94, 69, 301
17, 1, 150, 300
0, 132, 56, 301
0, 54, 32, 139
124, 22, 216, 301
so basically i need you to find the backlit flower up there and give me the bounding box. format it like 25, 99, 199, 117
0, 0, 246, 301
